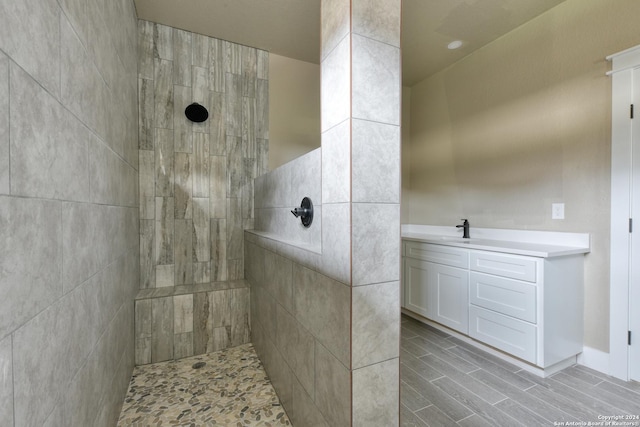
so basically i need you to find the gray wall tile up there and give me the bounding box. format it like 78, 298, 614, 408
321, 35, 351, 132
10, 64, 90, 201
0, 196, 62, 339
321, 0, 350, 61
192, 33, 209, 68
153, 22, 173, 60
135, 299, 152, 365
140, 150, 156, 219
140, 220, 156, 289
352, 0, 401, 47
352, 358, 400, 427
3, 2, 138, 425
0, 53, 7, 195
291, 377, 329, 427
264, 250, 293, 312
0, 335, 13, 426
293, 264, 350, 366
352, 203, 400, 286
352, 119, 400, 203
173, 29, 192, 86
315, 342, 351, 427
155, 128, 175, 196
155, 197, 175, 264
154, 58, 174, 129
173, 85, 194, 153
352, 281, 400, 368
174, 152, 193, 219
208, 38, 225, 93
193, 197, 211, 262
321, 119, 350, 204
175, 219, 194, 285
151, 296, 174, 362
276, 304, 315, 397
139, 78, 155, 149
193, 135, 210, 196
351, 34, 400, 125
0, 0, 60, 95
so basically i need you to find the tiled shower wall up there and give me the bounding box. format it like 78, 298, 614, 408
0, 1, 139, 426
246, 0, 402, 425
138, 20, 269, 290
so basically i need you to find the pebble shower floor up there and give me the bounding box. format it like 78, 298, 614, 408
117, 343, 291, 426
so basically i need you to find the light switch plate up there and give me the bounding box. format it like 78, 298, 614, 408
552, 203, 565, 219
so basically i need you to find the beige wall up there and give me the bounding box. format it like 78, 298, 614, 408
405, 0, 640, 352
268, 54, 321, 171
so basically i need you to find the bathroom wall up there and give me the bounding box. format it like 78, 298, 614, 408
404, 0, 640, 353
246, 0, 402, 425
269, 54, 321, 171
138, 20, 269, 289
0, 0, 139, 426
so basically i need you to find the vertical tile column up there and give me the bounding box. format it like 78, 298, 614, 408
138, 21, 268, 289
349, 1, 401, 426
321, 0, 401, 425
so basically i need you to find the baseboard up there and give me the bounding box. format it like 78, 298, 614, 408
577, 346, 610, 375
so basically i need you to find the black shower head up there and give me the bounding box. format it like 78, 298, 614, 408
185, 102, 209, 122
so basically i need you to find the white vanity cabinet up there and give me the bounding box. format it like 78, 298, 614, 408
403, 241, 469, 334
402, 239, 585, 370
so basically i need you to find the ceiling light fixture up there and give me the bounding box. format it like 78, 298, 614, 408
447, 40, 463, 50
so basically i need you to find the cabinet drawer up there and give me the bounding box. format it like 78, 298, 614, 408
470, 251, 537, 283
470, 272, 536, 323
405, 241, 469, 269
469, 306, 537, 363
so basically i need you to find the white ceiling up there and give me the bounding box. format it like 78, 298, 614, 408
134, 0, 566, 86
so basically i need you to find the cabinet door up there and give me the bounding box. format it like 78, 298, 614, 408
432, 263, 469, 334
404, 258, 432, 317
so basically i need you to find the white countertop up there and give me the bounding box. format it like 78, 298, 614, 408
402, 225, 590, 258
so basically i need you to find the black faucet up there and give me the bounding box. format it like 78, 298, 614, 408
456, 219, 470, 238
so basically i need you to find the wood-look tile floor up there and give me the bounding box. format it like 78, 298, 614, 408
117, 343, 290, 426
400, 314, 640, 427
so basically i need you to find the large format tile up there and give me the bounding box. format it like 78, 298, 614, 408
0, 335, 13, 426
352, 203, 400, 286
352, 119, 400, 203
264, 250, 293, 312
0, 0, 60, 95
0, 197, 62, 338
10, 64, 90, 201
352, 0, 401, 47
293, 264, 350, 366
276, 304, 315, 397
320, 203, 351, 284
352, 34, 400, 125
292, 377, 329, 427
321, 0, 350, 60
321, 119, 350, 204
321, 35, 350, 132
0, 53, 7, 195
89, 137, 137, 207
352, 281, 400, 368
315, 343, 350, 427
174, 219, 193, 285
13, 283, 98, 427
353, 358, 400, 427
